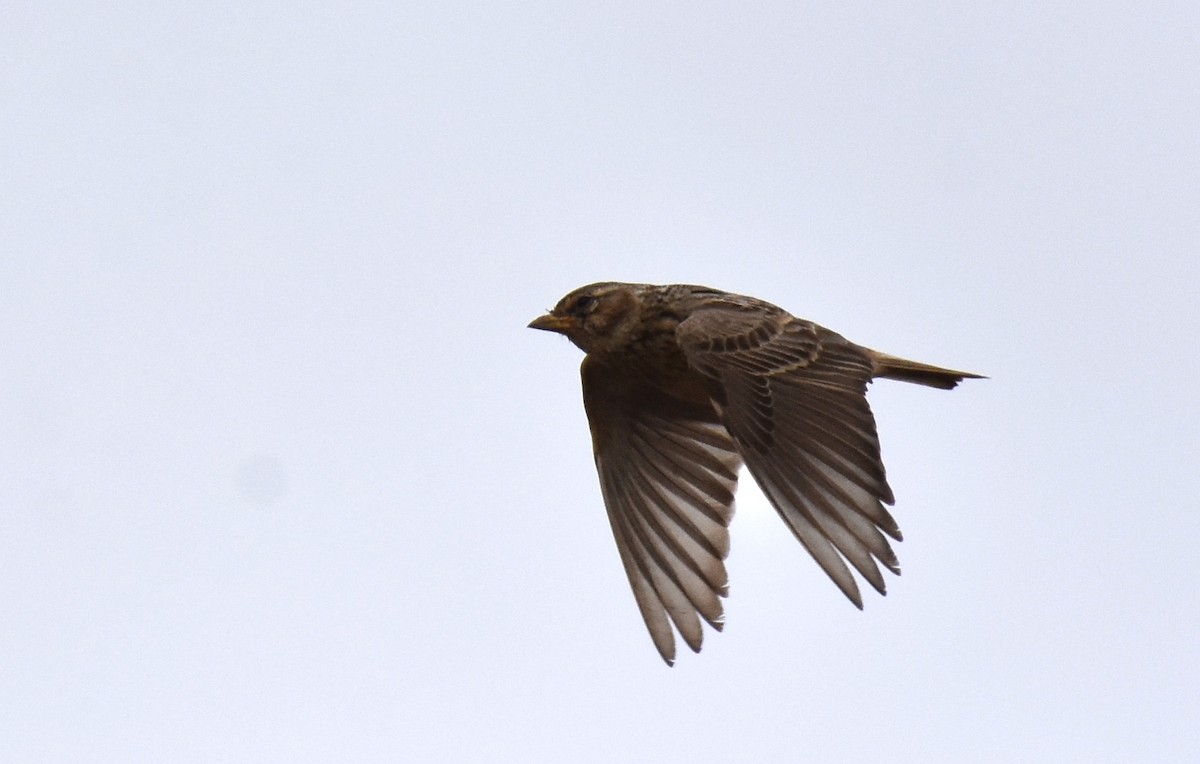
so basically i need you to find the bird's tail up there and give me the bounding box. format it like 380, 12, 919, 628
870, 352, 985, 390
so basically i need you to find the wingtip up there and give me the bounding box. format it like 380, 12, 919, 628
655, 641, 677, 667
844, 584, 865, 610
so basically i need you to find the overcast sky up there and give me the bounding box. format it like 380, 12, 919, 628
3, 2, 1198, 761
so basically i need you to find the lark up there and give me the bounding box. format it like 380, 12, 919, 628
530, 282, 982, 664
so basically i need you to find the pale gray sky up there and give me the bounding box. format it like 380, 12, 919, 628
3, 2, 1198, 761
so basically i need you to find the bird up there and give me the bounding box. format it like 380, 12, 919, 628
529, 282, 982, 665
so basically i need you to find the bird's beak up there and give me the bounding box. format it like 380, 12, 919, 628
528, 313, 575, 334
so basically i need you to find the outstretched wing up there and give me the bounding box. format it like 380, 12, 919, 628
676, 304, 901, 608
581, 356, 742, 665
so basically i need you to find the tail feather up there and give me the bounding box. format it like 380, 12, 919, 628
870, 352, 985, 390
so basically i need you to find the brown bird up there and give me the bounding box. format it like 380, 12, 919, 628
529, 282, 982, 665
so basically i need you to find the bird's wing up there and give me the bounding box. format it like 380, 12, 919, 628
676, 305, 900, 608
581, 356, 743, 665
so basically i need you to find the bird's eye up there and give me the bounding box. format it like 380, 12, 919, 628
568, 295, 597, 317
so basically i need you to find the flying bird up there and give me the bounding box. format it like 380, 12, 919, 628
529, 282, 982, 665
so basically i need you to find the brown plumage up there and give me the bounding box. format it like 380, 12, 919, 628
529, 282, 982, 665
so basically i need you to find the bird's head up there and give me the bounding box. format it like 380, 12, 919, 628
528, 282, 644, 355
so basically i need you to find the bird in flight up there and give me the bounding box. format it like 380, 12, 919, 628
529, 282, 982, 665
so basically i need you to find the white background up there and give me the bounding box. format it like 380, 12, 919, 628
3, 2, 1197, 761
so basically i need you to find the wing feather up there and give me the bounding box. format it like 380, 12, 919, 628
678, 305, 902, 607
603, 472, 705, 651
583, 357, 742, 665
